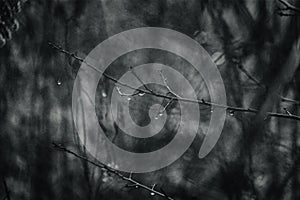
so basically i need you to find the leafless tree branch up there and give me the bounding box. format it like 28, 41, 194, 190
52, 143, 174, 200
237, 64, 300, 105
279, 0, 300, 12
130, 66, 154, 94
277, 0, 300, 16
48, 42, 300, 121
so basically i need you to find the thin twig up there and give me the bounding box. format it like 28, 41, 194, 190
116, 87, 139, 97
52, 143, 174, 200
159, 70, 182, 98
237, 64, 300, 105
283, 107, 292, 116
156, 70, 179, 116
237, 65, 264, 88
277, 0, 300, 16
278, 0, 300, 12
48, 42, 300, 121
277, 11, 300, 16
130, 66, 154, 94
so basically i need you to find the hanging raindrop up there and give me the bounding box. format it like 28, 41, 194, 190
102, 91, 107, 98
138, 92, 145, 96
150, 192, 155, 196
158, 112, 163, 117
127, 97, 131, 101
57, 80, 62, 86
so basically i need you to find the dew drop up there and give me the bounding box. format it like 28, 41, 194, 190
135, 185, 139, 189
158, 113, 163, 117
57, 80, 62, 86
138, 92, 145, 97
102, 91, 107, 98
154, 116, 159, 120
229, 111, 234, 116
210, 110, 213, 113
127, 97, 131, 101
150, 192, 155, 196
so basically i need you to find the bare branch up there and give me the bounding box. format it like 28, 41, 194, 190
237, 64, 300, 105
159, 70, 182, 98
52, 143, 174, 200
278, 0, 300, 12
283, 107, 292, 116
277, 0, 300, 16
130, 66, 154, 94
48, 42, 300, 121
277, 11, 299, 16
116, 87, 139, 97
237, 65, 264, 88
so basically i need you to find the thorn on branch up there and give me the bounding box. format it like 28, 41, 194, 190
283, 108, 292, 116
128, 171, 133, 180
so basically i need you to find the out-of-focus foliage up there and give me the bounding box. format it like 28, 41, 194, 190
0, 0, 27, 47
0, 0, 299, 200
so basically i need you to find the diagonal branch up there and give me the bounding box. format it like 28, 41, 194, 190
2, 178, 10, 200
159, 70, 182, 98
277, 0, 300, 16
237, 64, 300, 105
129, 66, 154, 94
52, 143, 174, 200
48, 42, 300, 121
116, 87, 139, 97
278, 0, 300, 12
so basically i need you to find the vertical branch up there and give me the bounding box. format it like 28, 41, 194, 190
2, 178, 10, 200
